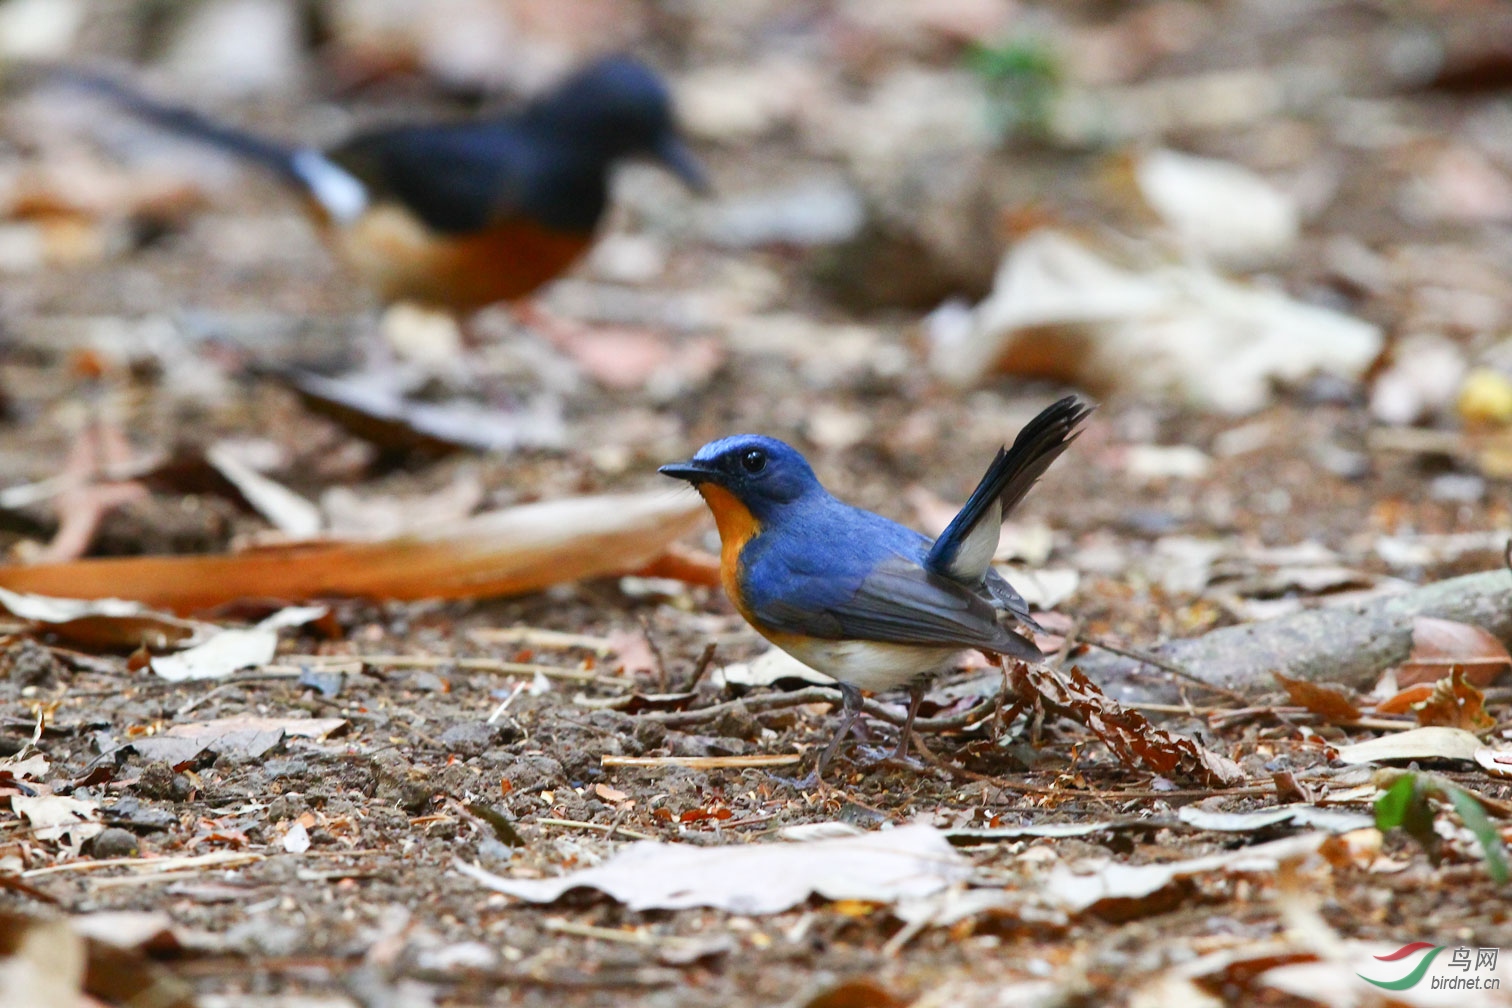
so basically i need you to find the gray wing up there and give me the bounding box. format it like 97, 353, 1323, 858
984, 568, 1041, 631
755, 556, 1042, 659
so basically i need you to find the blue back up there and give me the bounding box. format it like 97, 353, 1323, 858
686, 434, 1032, 654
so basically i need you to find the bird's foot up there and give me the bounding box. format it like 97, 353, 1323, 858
773, 770, 826, 791
855, 746, 926, 772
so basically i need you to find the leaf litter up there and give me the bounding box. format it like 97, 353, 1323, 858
6, 3, 1512, 1006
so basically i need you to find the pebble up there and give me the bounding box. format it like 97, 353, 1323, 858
90, 827, 140, 859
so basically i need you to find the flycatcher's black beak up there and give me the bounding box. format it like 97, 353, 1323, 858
658, 460, 714, 483
654, 134, 710, 194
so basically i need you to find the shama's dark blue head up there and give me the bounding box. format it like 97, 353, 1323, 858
526, 54, 706, 191
659, 435, 822, 522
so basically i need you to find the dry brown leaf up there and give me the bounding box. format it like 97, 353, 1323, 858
0, 587, 206, 652
1374, 682, 1436, 715
1411, 669, 1495, 732
594, 783, 630, 804
1011, 663, 1246, 787
0, 491, 706, 614
1274, 672, 1361, 722
1397, 616, 1512, 687
803, 980, 907, 1008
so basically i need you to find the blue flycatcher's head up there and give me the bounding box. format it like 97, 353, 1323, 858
659, 435, 821, 521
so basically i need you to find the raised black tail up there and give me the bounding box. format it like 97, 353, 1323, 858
52, 67, 303, 185
926, 395, 1094, 583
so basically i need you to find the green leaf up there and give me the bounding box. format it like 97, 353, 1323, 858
1375, 772, 1439, 864
1374, 773, 1417, 829
1441, 783, 1509, 884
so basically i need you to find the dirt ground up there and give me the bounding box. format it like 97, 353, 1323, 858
4, 2, 1512, 1006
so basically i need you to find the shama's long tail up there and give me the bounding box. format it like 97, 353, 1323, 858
926, 395, 1094, 583
52, 68, 368, 223
55, 67, 302, 180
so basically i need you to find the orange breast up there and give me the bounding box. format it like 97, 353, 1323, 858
322, 203, 592, 311
697, 484, 762, 621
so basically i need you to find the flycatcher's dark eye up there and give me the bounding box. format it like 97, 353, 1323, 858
740, 448, 767, 474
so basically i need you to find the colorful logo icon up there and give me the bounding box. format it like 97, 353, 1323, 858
1358, 943, 1445, 990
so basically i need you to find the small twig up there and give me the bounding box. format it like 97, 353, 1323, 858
643, 685, 997, 732
907, 731, 1057, 794
685, 642, 718, 692
487, 681, 529, 725
1079, 638, 1250, 704
278, 654, 620, 686
466, 627, 614, 654
541, 918, 711, 953
0, 872, 59, 904
22, 850, 263, 879
636, 614, 669, 693
534, 818, 658, 841
601, 803, 634, 842
602, 754, 800, 770
176, 682, 243, 719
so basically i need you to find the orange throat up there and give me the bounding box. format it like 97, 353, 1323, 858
696, 484, 761, 617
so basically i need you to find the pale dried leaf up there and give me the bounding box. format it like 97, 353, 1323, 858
0, 914, 85, 1008
281, 822, 311, 854
1175, 806, 1373, 834
1043, 833, 1325, 914
1332, 726, 1483, 764
128, 715, 346, 765
1474, 746, 1512, 779
457, 823, 969, 913
205, 442, 321, 537
150, 605, 325, 682
0, 753, 49, 780
1134, 148, 1299, 269
714, 647, 834, 688
11, 793, 101, 845
932, 229, 1381, 414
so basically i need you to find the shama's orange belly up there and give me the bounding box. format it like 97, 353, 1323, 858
326, 203, 592, 311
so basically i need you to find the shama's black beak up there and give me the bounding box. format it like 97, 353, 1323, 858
654, 134, 710, 194
658, 460, 715, 483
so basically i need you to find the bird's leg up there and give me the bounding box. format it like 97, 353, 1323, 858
889, 681, 926, 762
811, 682, 864, 782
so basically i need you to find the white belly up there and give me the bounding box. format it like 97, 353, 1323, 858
774, 638, 961, 694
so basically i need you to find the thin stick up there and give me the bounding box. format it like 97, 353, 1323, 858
22, 850, 263, 879
278, 653, 619, 686
534, 818, 658, 841
1080, 638, 1250, 704
466, 627, 614, 653
643, 686, 996, 732
685, 642, 718, 692
601, 754, 800, 770
636, 614, 669, 693
487, 680, 529, 724
541, 918, 711, 952
907, 731, 1058, 794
